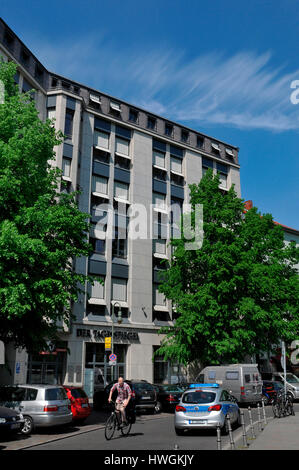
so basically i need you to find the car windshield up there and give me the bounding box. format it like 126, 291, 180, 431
133, 383, 154, 392
71, 388, 88, 399
45, 388, 68, 401
182, 391, 216, 404
161, 385, 184, 392
286, 374, 299, 383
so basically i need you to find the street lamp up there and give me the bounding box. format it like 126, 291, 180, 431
111, 301, 122, 381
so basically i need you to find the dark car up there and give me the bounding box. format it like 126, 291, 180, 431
93, 380, 157, 413
153, 384, 184, 412
0, 406, 24, 436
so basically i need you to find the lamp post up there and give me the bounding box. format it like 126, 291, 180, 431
111, 301, 122, 381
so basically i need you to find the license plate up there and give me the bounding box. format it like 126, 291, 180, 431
81, 404, 88, 408
142, 396, 151, 400
189, 420, 207, 424
59, 406, 67, 412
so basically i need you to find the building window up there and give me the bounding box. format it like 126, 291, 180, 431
51, 77, 58, 88
20, 48, 30, 67
62, 81, 71, 90
111, 278, 127, 302
110, 101, 121, 116
89, 93, 101, 109
181, 129, 189, 143
115, 137, 129, 156
112, 233, 127, 259
114, 181, 129, 201
153, 192, 166, 210
153, 239, 166, 255
197, 136, 204, 148
211, 142, 221, 154
216, 162, 228, 189
170, 173, 184, 187
35, 64, 44, 84
94, 130, 109, 150
129, 108, 138, 123
89, 277, 105, 299
64, 109, 74, 138
170, 156, 182, 175
93, 147, 110, 164
153, 149, 165, 168
147, 116, 157, 130
92, 175, 108, 195
3, 30, 14, 50
47, 107, 56, 121
153, 167, 167, 182
115, 154, 131, 170
62, 158, 71, 178
90, 238, 106, 255
202, 157, 213, 177
153, 283, 166, 307
165, 123, 173, 137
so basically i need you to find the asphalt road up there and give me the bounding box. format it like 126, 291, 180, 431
23, 404, 283, 451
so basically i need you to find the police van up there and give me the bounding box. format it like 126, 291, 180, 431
195, 364, 263, 404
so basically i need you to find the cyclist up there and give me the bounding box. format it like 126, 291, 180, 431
108, 377, 132, 426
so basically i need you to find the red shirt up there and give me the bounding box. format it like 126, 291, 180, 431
111, 382, 132, 403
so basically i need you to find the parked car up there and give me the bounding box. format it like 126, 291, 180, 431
93, 380, 157, 413
0, 385, 72, 435
174, 383, 240, 435
262, 372, 299, 401
63, 386, 91, 424
196, 364, 263, 404
0, 405, 24, 436
153, 384, 184, 412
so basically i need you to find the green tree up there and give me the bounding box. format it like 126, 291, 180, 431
157, 169, 299, 367
0, 61, 93, 353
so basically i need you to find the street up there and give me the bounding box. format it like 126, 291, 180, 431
0, 403, 291, 451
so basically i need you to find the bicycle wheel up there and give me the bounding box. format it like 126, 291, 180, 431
105, 414, 116, 440
272, 402, 281, 418
120, 421, 132, 436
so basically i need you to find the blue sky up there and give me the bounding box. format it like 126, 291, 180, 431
1, 0, 298, 228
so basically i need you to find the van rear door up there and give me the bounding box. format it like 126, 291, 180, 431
243, 368, 262, 401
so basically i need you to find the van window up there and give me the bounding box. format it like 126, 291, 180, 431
208, 371, 216, 380
226, 371, 239, 380
197, 374, 204, 383
245, 374, 251, 383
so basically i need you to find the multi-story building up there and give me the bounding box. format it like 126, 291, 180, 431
0, 18, 241, 396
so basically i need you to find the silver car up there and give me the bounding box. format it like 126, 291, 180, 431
0, 384, 72, 435
174, 383, 240, 435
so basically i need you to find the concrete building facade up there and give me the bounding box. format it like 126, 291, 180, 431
0, 18, 242, 396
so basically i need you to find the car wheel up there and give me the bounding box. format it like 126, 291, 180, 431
175, 427, 184, 436
21, 415, 34, 435
155, 402, 162, 414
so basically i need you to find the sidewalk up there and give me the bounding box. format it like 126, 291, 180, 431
248, 412, 299, 450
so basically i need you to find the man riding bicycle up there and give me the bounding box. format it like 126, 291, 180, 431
108, 377, 132, 426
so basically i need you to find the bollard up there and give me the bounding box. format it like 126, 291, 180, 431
248, 407, 256, 439
240, 410, 248, 448
216, 424, 222, 450
261, 400, 267, 426
226, 415, 235, 450
257, 403, 263, 431
174, 444, 179, 450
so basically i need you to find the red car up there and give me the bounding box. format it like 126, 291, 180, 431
63, 386, 91, 424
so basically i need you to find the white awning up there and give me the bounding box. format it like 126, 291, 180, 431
115, 151, 131, 160
110, 101, 121, 112
90, 93, 101, 103
88, 298, 106, 305
153, 305, 169, 312
211, 143, 220, 152
92, 192, 110, 200
114, 196, 130, 205
225, 148, 234, 157
111, 301, 128, 308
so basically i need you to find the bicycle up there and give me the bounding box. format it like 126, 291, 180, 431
272, 390, 295, 418
104, 401, 132, 440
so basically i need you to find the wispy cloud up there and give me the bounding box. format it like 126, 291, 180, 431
26, 33, 299, 131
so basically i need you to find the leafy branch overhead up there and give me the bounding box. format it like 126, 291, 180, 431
0, 61, 95, 352
157, 169, 299, 366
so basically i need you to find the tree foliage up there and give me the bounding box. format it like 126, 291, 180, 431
0, 61, 93, 352
157, 169, 299, 366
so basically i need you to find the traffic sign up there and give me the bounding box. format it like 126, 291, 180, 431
109, 353, 117, 362
105, 337, 112, 350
